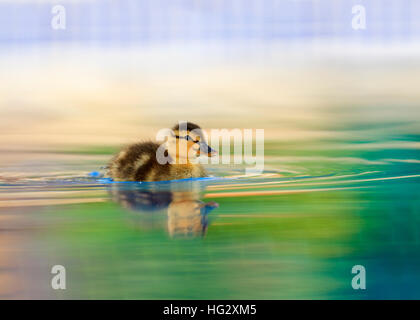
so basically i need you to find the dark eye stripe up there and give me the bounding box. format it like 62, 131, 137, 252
175, 135, 199, 143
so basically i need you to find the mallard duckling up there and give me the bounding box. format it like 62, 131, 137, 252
108, 122, 216, 182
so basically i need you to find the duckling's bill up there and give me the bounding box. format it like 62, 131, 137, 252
198, 141, 217, 157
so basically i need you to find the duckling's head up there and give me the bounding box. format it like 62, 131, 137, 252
166, 122, 216, 163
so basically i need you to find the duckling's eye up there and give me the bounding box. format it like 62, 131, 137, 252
186, 135, 199, 143
175, 134, 199, 143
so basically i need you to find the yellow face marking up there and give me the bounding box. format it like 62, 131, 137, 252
172, 129, 202, 162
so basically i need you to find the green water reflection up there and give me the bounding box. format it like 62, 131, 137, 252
15, 137, 416, 300
0, 111, 419, 300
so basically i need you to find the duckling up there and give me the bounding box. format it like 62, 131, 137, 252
108, 122, 216, 182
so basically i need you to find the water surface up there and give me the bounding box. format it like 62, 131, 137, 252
0, 131, 419, 299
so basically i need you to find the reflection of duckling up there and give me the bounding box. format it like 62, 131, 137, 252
109, 187, 173, 211
167, 194, 218, 238
108, 122, 216, 182
108, 185, 219, 238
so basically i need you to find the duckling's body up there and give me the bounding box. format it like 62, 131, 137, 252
108, 122, 214, 182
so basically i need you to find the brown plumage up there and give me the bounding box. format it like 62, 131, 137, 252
107, 122, 215, 182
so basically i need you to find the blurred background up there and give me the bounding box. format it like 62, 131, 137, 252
0, 0, 420, 299
0, 0, 419, 149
